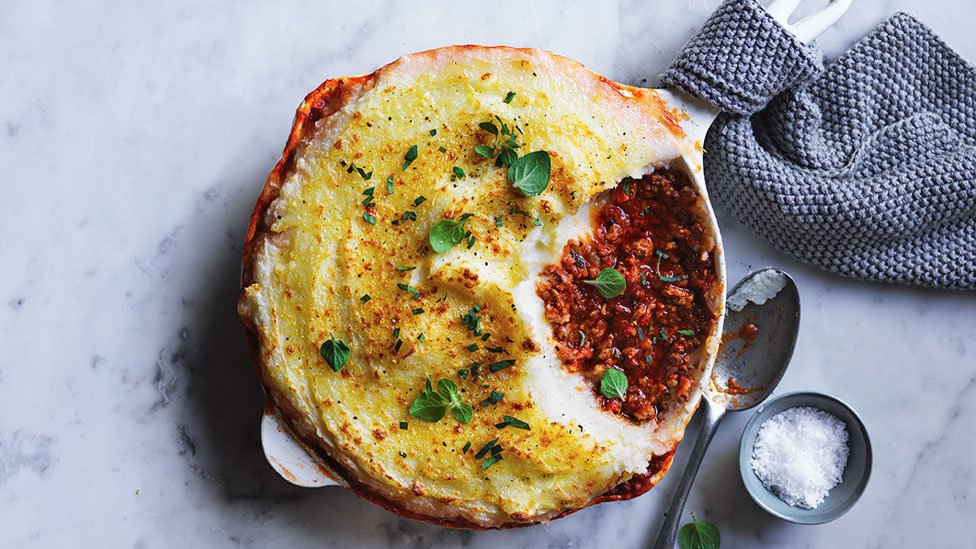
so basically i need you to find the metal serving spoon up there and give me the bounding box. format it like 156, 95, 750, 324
652, 268, 800, 549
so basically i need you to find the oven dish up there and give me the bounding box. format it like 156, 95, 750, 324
238, 45, 726, 528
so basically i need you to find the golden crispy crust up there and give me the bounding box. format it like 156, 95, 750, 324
239, 45, 686, 529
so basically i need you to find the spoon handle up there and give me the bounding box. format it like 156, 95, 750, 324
652, 399, 725, 549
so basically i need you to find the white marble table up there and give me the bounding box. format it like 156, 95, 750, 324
3, 1, 975, 547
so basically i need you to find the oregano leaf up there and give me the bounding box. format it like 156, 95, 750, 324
600, 368, 628, 400
583, 267, 626, 298
508, 150, 550, 196
678, 513, 720, 549
319, 336, 350, 372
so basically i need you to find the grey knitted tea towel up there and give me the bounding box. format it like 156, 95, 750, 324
661, 1, 976, 290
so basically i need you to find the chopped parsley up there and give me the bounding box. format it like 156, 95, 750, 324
412, 307, 425, 315
466, 343, 479, 352
386, 176, 394, 194
655, 250, 686, 282
399, 422, 408, 430
474, 438, 499, 459
413, 196, 427, 207
401, 211, 417, 221
461, 305, 482, 335
402, 144, 418, 170
482, 455, 503, 469
462, 441, 471, 454
346, 162, 372, 180
360, 294, 371, 304
363, 212, 376, 225
418, 333, 425, 342
429, 129, 437, 136
495, 415, 530, 430
396, 265, 416, 271
481, 391, 504, 407
488, 359, 515, 373
678, 329, 695, 336
503, 91, 516, 104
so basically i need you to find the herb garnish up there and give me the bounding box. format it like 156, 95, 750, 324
413, 196, 427, 207
678, 329, 695, 336
363, 212, 376, 225
475, 116, 521, 168
402, 144, 418, 171
678, 512, 720, 549
461, 305, 482, 335
361, 187, 376, 207
320, 336, 350, 372
346, 162, 372, 180
600, 368, 628, 400
482, 455, 503, 469
462, 441, 471, 454
474, 438, 499, 459
412, 307, 425, 315
399, 422, 408, 430
429, 129, 437, 136
508, 151, 551, 196
656, 250, 686, 282
401, 211, 417, 221
429, 213, 474, 254
488, 359, 515, 373
386, 176, 394, 194
495, 415, 530, 430
466, 343, 479, 352
481, 391, 504, 407
503, 91, 516, 104
396, 265, 415, 271
408, 375, 473, 424
583, 267, 626, 298
360, 294, 371, 304
452, 166, 465, 179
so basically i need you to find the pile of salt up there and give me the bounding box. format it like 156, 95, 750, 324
750, 406, 849, 509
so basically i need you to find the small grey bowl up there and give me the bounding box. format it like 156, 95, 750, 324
738, 391, 872, 524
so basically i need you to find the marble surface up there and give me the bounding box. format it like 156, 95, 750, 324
2, 1, 975, 547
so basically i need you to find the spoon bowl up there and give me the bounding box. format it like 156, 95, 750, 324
709, 270, 800, 411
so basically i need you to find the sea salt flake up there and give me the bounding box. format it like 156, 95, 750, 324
750, 406, 849, 509
727, 270, 787, 311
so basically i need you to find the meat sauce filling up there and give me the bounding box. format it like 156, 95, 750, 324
536, 168, 718, 423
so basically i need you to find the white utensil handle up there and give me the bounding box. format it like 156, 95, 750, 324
766, 0, 852, 43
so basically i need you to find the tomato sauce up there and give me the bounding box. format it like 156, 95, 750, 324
536, 168, 718, 423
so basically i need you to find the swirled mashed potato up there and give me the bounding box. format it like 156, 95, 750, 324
238, 46, 709, 528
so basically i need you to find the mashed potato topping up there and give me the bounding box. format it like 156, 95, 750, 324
238, 46, 722, 528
